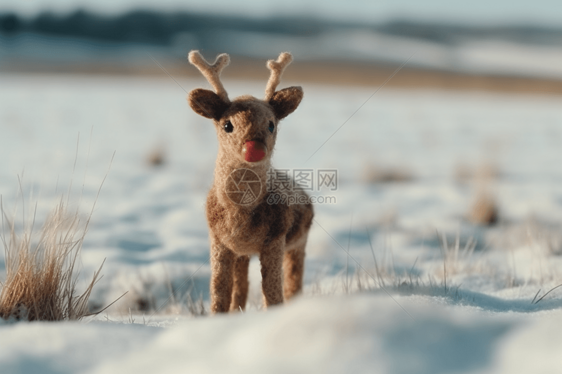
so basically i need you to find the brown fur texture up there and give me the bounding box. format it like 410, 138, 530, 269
188, 88, 230, 120
230, 255, 250, 311
187, 51, 313, 313
269, 87, 305, 119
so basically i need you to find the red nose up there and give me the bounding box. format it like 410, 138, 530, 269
244, 141, 267, 162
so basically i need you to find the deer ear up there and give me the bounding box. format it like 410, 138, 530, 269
268, 86, 303, 120
188, 88, 229, 120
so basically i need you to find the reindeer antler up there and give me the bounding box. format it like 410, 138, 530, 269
264, 52, 293, 101
188, 50, 231, 103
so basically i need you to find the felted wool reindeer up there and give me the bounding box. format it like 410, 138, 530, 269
187, 50, 314, 313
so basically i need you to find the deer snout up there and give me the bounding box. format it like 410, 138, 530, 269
243, 140, 267, 162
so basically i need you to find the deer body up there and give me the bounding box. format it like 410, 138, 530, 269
187, 51, 313, 313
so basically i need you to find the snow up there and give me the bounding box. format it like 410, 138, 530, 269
2, 295, 562, 373
1, 73, 562, 372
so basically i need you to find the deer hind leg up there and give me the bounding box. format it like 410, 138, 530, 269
210, 240, 236, 314
230, 255, 250, 312
283, 241, 306, 301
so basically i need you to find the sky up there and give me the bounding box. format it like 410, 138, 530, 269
1, 0, 562, 26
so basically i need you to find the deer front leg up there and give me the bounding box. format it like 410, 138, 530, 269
210, 240, 236, 313
259, 240, 285, 308
230, 255, 250, 312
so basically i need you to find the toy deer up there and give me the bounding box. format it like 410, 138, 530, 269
187, 50, 314, 313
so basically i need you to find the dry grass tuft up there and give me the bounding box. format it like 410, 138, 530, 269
437, 232, 487, 278
146, 143, 167, 168
113, 268, 207, 317
454, 161, 501, 184
468, 192, 499, 226
362, 163, 414, 184
0, 199, 104, 321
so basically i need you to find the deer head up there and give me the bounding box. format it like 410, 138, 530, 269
187, 51, 303, 164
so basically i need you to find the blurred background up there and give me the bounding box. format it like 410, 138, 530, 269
2, 0, 562, 91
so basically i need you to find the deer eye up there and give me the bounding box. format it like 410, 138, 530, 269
268, 121, 275, 133
223, 120, 233, 133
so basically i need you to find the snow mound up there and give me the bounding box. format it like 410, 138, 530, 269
1, 293, 561, 373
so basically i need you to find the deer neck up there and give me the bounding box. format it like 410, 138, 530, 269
213, 148, 271, 209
